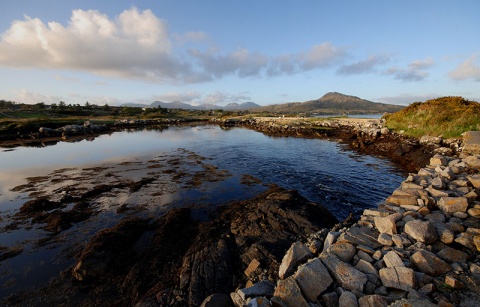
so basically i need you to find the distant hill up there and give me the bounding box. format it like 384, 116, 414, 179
137, 100, 262, 110
252, 92, 404, 114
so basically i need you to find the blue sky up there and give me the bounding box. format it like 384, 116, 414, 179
0, 1, 479, 106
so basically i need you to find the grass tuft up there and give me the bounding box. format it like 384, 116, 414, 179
384, 96, 480, 138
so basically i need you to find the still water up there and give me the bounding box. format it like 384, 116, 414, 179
0, 125, 405, 297
1, 125, 403, 219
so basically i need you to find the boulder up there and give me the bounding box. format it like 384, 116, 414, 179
410, 250, 450, 276
342, 225, 382, 249
238, 280, 275, 301
339, 291, 358, 307
404, 220, 437, 244
278, 242, 312, 279
383, 251, 405, 268
468, 174, 480, 188
379, 267, 416, 291
246, 297, 271, 307
330, 242, 356, 262
374, 213, 402, 235
429, 154, 448, 166
438, 197, 468, 214
200, 293, 232, 307
437, 247, 468, 263
358, 294, 388, 307
293, 258, 332, 302
319, 252, 367, 292
274, 276, 309, 307
386, 195, 418, 207
463, 155, 480, 170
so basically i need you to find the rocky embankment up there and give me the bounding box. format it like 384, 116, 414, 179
223, 154, 480, 307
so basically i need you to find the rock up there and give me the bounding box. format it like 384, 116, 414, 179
374, 213, 402, 235
426, 187, 450, 198
355, 259, 378, 276
445, 275, 464, 289
432, 222, 455, 244
245, 259, 261, 277
388, 298, 437, 307
431, 177, 445, 190
330, 242, 357, 262
342, 225, 382, 249
322, 231, 341, 253
339, 291, 358, 307
430, 154, 448, 166
358, 294, 388, 307
468, 174, 480, 188
386, 195, 418, 207
293, 258, 332, 302
404, 220, 437, 244
278, 242, 312, 279
392, 234, 412, 248
377, 233, 393, 246
200, 293, 232, 307
274, 276, 309, 307
410, 250, 450, 276
383, 251, 405, 268
469, 208, 480, 219
379, 267, 416, 291
455, 232, 475, 250
438, 197, 468, 214
319, 252, 367, 292
322, 292, 338, 307
464, 155, 480, 170
473, 235, 480, 252
19, 198, 63, 213
238, 280, 275, 301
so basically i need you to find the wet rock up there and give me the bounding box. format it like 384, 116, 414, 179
404, 220, 437, 244
19, 198, 63, 213
320, 251, 367, 292
273, 276, 309, 307
278, 242, 312, 280
410, 250, 450, 276
379, 267, 415, 291
293, 258, 332, 302
72, 218, 150, 281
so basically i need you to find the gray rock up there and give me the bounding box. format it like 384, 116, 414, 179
432, 222, 455, 244
238, 280, 275, 300
374, 213, 402, 235
274, 276, 309, 307
342, 225, 382, 249
431, 177, 445, 190
464, 156, 480, 170
404, 220, 437, 244
330, 242, 357, 262
358, 294, 388, 307
355, 259, 378, 276
322, 231, 341, 253
338, 291, 358, 307
319, 251, 367, 292
278, 242, 312, 279
388, 298, 436, 307
379, 267, 416, 291
430, 154, 448, 165
410, 250, 450, 276
383, 251, 405, 268
293, 258, 332, 302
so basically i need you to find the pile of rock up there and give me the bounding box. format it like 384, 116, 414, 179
224, 154, 480, 307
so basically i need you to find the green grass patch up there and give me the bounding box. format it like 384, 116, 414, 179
384, 96, 480, 138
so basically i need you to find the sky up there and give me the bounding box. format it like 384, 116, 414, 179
0, 1, 479, 107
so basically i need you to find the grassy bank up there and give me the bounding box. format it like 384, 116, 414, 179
384, 96, 480, 138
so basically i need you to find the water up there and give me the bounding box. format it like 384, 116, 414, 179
0, 125, 405, 297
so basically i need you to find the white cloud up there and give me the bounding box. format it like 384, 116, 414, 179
384, 57, 434, 82
0, 8, 206, 83
449, 53, 480, 82
173, 31, 209, 45
16, 89, 64, 104
337, 54, 390, 75
299, 43, 346, 70
202, 91, 251, 105
375, 93, 439, 105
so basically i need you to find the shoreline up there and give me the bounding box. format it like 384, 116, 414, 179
1, 118, 477, 306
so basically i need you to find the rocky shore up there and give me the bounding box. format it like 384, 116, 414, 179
221, 153, 480, 307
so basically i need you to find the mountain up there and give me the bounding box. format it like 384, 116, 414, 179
120, 102, 149, 108
148, 100, 260, 110
224, 102, 261, 110
252, 92, 404, 114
